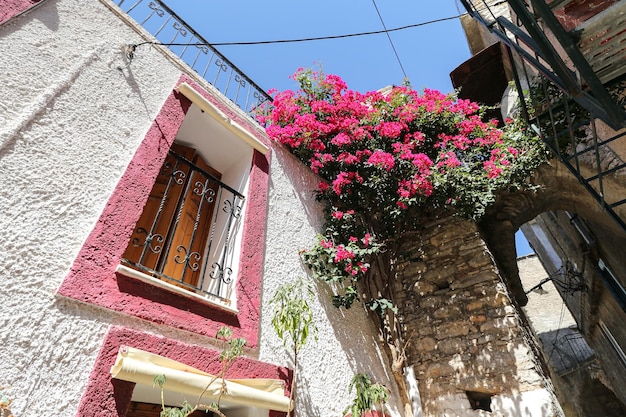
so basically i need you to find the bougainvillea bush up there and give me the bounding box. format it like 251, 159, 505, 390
260, 68, 547, 310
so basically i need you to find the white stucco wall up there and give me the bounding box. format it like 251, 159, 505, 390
0, 1, 403, 416
260, 146, 403, 417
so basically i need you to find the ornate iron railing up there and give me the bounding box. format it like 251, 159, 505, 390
115, 0, 272, 121
548, 330, 596, 376
461, 0, 626, 232
122, 149, 244, 303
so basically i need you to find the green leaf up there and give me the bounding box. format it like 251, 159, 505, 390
270, 278, 318, 351
153, 374, 166, 388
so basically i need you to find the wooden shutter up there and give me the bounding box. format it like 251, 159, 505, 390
161, 152, 221, 287
123, 142, 221, 290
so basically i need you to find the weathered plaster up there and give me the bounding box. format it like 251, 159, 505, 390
57, 74, 269, 346
258, 145, 404, 417
76, 326, 290, 417
0, 0, 44, 25
0, 1, 405, 416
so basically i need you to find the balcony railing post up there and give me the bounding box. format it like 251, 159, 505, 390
114, 0, 272, 121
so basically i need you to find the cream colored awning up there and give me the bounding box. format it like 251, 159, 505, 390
110, 346, 292, 412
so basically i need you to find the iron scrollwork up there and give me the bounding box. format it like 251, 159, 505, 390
130, 227, 165, 254
222, 199, 243, 218
234, 74, 246, 88
172, 21, 188, 37
148, 1, 165, 17
210, 262, 233, 284
192, 180, 217, 203
194, 42, 209, 54
173, 245, 202, 272
214, 59, 229, 72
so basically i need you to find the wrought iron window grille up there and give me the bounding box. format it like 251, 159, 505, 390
461, 0, 626, 232
122, 147, 245, 304
548, 330, 596, 376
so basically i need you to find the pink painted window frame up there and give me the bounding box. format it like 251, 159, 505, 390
1, 0, 45, 25
58, 74, 271, 347
76, 326, 289, 417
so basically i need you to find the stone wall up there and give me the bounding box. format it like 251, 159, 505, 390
392, 215, 561, 416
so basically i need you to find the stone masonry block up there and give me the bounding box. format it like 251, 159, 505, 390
433, 305, 463, 319
435, 321, 470, 339
450, 271, 499, 290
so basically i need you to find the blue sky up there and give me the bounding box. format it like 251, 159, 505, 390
167, 0, 470, 94
165, 0, 534, 257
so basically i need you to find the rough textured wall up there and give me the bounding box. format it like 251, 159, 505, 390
0, 0, 44, 24
518, 254, 626, 417
393, 216, 560, 416
0, 1, 404, 416
259, 146, 403, 417
0, 0, 182, 413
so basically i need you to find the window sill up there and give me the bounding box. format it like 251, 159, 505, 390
116, 264, 239, 315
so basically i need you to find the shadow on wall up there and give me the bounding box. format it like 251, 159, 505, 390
418, 338, 554, 415
271, 145, 326, 232
493, 390, 556, 417
438, 390, 556, 417
1, 0, 59, 33
441, 392, 555, 417
386, 216, 562, 417
273, 144, 403, 416
535, 328, 626, 417
312, 280, 404, 416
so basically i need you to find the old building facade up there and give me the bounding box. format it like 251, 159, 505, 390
0, 1, 403, 416
4, 1, 621, 416
455, 0, 626, 414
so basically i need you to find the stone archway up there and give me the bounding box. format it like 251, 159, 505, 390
479, 159, 626, 306
362, 159, 626, 416
477, 158, 626, 416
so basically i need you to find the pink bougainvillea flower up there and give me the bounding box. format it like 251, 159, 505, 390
320, 239, 335, 249
367, 150, 395, 171
334, 245, 355, 262
332, 172, 352, 195
331, 132, 353, 147
263, 68, 543, 294
332, 171, 363, 195
375, 121, 406, 139
338, 152, 359, 165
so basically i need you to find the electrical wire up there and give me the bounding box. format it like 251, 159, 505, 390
371, 0, 409, 82
130, 15, 462, 49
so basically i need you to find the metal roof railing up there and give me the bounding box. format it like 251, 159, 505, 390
116, 0, 272, 122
